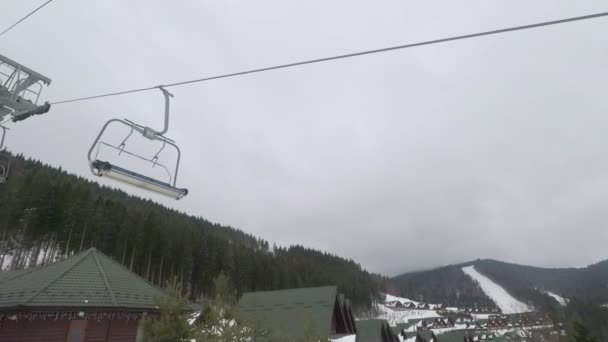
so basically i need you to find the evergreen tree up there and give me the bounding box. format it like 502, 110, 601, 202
572, 321, 597, 342
142, 279, 192, 342
0, 153, 383, 310
192, 272, 267, 341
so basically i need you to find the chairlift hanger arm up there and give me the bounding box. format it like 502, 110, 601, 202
139, 87, 173, 139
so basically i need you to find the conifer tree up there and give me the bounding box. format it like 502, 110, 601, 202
142, 279, 192, 342
572, 321, 597, 342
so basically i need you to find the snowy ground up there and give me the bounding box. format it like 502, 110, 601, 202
470, 313, 493, 320
432, 324, 471, 335
546, 291, 568, 306
492, 324, 554, 337
375, 303, 440, 326
462, 266, 531, 314
331, 335, 356, 342
0, 255, 12, 270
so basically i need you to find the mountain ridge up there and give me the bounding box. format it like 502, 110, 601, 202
389, 257, 608, 310
394, 257, 607, 279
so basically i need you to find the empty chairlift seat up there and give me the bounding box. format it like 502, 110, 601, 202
88, 87, 189, 200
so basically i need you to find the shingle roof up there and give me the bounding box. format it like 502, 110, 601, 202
436, 331, 468, 342
0, 248, 165, 310
355, 319, 399, 342
238, 285, 354, 340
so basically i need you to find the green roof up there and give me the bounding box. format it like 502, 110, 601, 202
238, 286, 354, 340
436, 331, 468, 342
0, 268, 30, 283
412, 330, 437, 342
0, 248, 165, 310
355, 319, 399, 342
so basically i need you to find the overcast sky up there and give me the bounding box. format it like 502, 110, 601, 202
2, 0, 608, 275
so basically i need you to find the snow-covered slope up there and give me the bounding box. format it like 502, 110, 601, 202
546, 292, 568, 306
375, 303, 440, 326
462, 266, 531, 314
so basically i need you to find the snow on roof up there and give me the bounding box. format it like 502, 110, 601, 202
462, 266, 531, 314
331, 334, 356, 342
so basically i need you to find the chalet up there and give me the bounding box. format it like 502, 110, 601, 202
403, 302, 416, 309
0, 248, 165, 342
432, 318, 453, 328
356, 319, 399, 342
391, 322, 414, 340
384, 300, 400, 308
431, 331, 471, 342
237, 285, 356, 340
415, 331, 437, 342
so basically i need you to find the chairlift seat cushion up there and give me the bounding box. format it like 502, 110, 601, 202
92, 160, 188, 199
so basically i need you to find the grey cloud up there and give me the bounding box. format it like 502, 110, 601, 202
2, 0, 608, 275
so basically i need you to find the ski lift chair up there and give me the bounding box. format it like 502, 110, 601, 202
88, 87, 189, 200
0, 126, 9, 183
0, 54, 52, 123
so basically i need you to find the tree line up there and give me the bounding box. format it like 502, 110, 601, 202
0, 153, 383, 311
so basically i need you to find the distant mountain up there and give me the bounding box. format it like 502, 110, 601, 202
389, 258, 608, 310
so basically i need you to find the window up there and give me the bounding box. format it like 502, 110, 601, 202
66, 320, 87, 342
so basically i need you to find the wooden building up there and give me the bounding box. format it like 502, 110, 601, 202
0, 248, 165, 342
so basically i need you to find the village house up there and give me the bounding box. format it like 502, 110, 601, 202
356, 319, 399, 342
0, 248, 165, 342
237, 285, 357, 340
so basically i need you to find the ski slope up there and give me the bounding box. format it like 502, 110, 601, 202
462, 266, 531, 314
546, 291, 568, 306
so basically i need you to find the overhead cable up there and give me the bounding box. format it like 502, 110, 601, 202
51, 11, 608, 105
0, 0, 55, 38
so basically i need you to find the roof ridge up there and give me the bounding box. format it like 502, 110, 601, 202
90, 248, 164, 292
21, 249, 94, 305
92, 249, 118, 306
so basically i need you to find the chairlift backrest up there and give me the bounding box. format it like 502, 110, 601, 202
87, 88, 188, 200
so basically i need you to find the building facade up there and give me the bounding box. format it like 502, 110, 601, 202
0, 248, 165, 342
